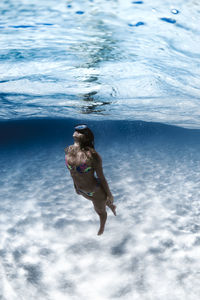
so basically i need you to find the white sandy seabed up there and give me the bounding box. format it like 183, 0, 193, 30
0, 119, 200, 300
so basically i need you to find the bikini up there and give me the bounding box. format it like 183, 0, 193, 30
65, 156, 100, 197
65, 157, 92, 173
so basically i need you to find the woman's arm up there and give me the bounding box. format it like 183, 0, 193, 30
73, 180, 81, 195
65, 146, 81, 195
94, 152, 113, 202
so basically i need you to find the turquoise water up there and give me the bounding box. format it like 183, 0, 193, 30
1, 1, 200, 300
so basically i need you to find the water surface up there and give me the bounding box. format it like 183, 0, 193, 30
0, 0, 200, 128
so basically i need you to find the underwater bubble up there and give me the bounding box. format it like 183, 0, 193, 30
171, 9, 179, 15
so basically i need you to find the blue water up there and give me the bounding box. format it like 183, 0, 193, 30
1, 1, 200, 300
0, 0, 200, 127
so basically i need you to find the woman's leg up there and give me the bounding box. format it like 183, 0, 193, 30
93, 204, 107, 235
90, 186, 107, 235
80, 185, 115, 235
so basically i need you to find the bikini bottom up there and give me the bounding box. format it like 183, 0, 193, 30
78, 178, 100, 197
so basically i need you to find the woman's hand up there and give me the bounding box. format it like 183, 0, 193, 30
106, 194, 116, 216
106, 194, 114, 206
74, 182, 81, 194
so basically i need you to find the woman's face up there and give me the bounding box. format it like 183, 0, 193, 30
73, 130, 86, 143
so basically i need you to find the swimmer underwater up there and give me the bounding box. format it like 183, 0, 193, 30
65, 124, 116, 235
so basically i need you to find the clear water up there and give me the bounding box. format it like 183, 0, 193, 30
0, 0, 200, 128
1, 1, 200, 300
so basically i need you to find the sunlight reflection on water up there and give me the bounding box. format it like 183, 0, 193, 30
0, 0, 200, 128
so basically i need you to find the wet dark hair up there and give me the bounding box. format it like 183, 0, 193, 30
76, 126, 95, 150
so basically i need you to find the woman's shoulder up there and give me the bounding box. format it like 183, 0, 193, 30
64, 145, 73, 154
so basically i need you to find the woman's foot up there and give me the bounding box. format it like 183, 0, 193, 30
97, 226, 105, 235
96, 210, 107, 235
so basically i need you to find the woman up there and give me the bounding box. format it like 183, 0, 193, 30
64, 124, 116, 235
